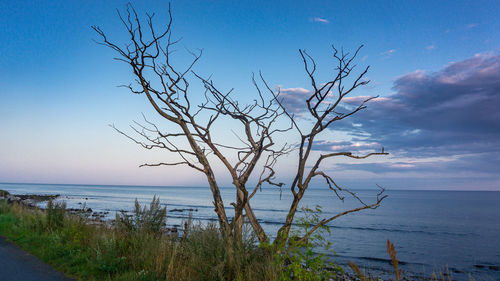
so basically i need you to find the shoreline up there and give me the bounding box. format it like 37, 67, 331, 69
0, 192, 187, 235
0, 196, 363, 280
0, 191, 473, 281
1, 188, 498, 280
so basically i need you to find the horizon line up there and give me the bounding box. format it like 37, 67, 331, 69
1, 181, 498, 192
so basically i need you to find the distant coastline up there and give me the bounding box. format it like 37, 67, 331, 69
2, 181, 499, 192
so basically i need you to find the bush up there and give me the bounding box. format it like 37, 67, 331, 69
115, 196, 167, 234
46, 199, 66, 230
280, 205, 342, 281
177, 221, 277, 281
94, 237, 128, 274
0, 189, 9, 197
0, 200, 10, 214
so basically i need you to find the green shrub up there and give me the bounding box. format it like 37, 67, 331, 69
46, 200, 66, 230
178, 221, 277, 281
115, 196, 167, 234
0, 200, 10, 214
280, 205, 342, 281
94, 237, 128, 274
0, 189, 9, 197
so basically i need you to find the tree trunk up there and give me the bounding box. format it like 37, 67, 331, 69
273, 189, 304, 250
244, 202, 268, 242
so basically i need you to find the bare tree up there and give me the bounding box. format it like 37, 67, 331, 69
93, 4, 387, 249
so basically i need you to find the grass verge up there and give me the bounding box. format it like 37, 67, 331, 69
0, 199, 472, 281
0, 199, 280, 281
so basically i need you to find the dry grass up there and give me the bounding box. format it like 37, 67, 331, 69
0, 199, 279, 281
1, 199, 480, 281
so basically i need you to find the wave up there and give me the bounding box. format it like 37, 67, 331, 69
256, 219, 471, 237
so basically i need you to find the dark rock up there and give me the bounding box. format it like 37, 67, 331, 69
169, 208, 197, 212
489, 265, 500, 271
13, 194, 59, 202
7, 195, 21, 203
21, 199, 36, 206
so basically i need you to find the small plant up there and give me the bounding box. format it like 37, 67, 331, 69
387, 239, 401, 281
0, 200, 9, 214
280, 205, 342, 281
115, 196, 167, 234
348, 260, 368, 281
94, 238, 128, 274
46, 199, 66, 230
0, 189, 10, 197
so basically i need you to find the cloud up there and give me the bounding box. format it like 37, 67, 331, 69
276, 53, 500, 189
346, 52, 500, 153
310, 17, 329, 24
335, 152, 500, 179
278, 53, 500, 156
277, 52, 500, 189
380, 49, 396, 56
312, 140, 382, 152
426, 44, 435, 50
277, 87, 311, 113
466, 23, 478, 28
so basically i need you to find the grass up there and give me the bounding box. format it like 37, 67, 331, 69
347, 239, 468, 281
0, 199, 280, 281
0, 199, 476, 281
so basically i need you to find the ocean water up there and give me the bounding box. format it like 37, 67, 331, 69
1, 182, 499, 280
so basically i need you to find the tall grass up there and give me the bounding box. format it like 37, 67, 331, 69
115, 196, 166, 234
0, 199, 476, 280
46, 199, 66, 230
348, 239, 471, 281
0, 199, 278, 281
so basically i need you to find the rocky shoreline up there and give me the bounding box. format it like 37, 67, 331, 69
0, 192, 59, 207
0, 192, 187, 235
0, 191, 112, 227
0, 191, 476, 280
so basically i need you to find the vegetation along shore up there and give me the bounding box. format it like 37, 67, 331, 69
0, 191, 470, 281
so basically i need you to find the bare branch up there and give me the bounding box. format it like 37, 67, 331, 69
298, 186, 386, 243
95, 4, 387, 245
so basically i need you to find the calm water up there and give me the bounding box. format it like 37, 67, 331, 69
1, 182, 499, 280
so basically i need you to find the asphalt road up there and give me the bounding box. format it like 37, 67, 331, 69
0, 236, 74, 281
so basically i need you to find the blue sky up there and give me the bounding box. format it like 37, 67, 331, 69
1, 0, 499, 190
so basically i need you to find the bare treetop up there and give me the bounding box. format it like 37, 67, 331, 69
93, 4, 388, 248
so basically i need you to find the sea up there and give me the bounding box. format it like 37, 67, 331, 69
1, 182, 499, 280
